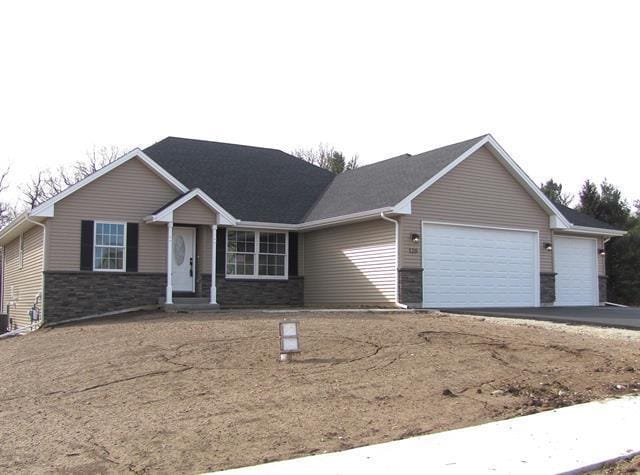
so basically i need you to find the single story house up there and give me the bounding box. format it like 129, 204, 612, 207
0, 134, 624, 327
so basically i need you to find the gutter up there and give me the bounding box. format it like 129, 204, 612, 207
380, 212, 408, 309
25, 214, 46, 327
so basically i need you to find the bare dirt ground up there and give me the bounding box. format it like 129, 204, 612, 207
1, 310, 639, 474
590, 456, 640, 474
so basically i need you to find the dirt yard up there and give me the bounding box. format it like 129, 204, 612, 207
590, 456, 640, 474
1, 310, 639, 474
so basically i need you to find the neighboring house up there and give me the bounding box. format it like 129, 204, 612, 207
0, 134, 625, 327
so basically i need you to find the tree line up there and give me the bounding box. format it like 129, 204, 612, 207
541, 179, 640, 305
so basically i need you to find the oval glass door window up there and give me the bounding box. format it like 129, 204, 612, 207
173, 235, 186, 265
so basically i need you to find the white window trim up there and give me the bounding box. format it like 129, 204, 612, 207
18, 233, 24, 269
225, 228, 289, 280
93, 221, 127, 272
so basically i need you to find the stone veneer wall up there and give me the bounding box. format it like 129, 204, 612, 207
540, 272, 556, 305
43, 271, 165, 323
398, 270, 557, 307
44, 272, 305, 323
398, 268, 422, 307
201, 274, 304, 306
599, 275, 607, 304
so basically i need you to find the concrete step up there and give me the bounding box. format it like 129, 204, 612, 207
173, 297, 209, 304
163, 303, 220, 313
157, 297, 210, 305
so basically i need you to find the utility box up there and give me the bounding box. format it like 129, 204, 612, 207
0, 314, 8, 335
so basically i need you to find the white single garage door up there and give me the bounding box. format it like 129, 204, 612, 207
422, 223, 539, 308
554, 236, 598, 306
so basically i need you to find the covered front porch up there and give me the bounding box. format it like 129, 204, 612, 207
145, 188, 236, 310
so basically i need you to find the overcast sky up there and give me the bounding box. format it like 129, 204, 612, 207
1, 1, 638, 208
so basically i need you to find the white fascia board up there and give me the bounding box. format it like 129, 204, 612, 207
234, 221, 299, 231
146, 188, 237, 226
560, 225, 627, 237
298, 207, 397, 231
144, 210, 173, 223
30, 149, 189, 218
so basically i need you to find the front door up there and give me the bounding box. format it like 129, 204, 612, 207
172, 227, 196, 292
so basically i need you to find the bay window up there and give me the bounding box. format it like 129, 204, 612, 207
226, 230, 288, 279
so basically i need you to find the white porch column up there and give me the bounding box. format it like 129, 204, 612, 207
166, 222, 174, 304
210, 224, 218, 304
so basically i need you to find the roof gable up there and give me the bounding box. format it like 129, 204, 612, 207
30, 149, 188, 218
146, 189, 236, 225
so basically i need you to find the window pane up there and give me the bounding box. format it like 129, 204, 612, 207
93, 223, 125, 271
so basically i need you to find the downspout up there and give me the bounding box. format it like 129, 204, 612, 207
380, 212, 408, 309
25, 214, 46, 327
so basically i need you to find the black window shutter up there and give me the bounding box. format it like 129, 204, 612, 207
80, 220, 94, 271
216, 227, 226, 275
126, 223, 139, 272
288, 232, 298, 277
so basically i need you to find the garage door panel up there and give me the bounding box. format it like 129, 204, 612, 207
422, 223, 538, 308
554, 236, 598, 306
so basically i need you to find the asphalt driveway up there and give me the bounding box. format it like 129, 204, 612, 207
446, 306, 640, 330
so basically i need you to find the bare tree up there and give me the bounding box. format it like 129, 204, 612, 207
292, 143, 359, 174
20, 146, 122, 209
0, 166, 18, 229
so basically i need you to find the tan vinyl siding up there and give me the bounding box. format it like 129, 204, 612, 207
399, 146, 553, 273
303, 219, 395, 305
2, 226, 44, 328
174, 198, 217, 225
197, 225, 213, 274
46, 158, 180, 272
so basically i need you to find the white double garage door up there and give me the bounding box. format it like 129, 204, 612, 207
422, 222, 598, 308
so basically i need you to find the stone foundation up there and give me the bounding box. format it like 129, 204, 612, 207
599, 275, 607, 304
540, 272, 556, 305
398, 268, 422, 307
43, 271, 166, 323
201, 274, 304, 306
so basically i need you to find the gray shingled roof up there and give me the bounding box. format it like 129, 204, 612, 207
144, 138, 335, 224
143, 135, 618, 232
553, 202, 617, 230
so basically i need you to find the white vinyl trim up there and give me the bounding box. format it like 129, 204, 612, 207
145, 188, 237, 226
560, 225, 627, 237
421, 220, 540, 308
422, 220, 542, 235
553, 235, 599, 306
29, 149, 189, 218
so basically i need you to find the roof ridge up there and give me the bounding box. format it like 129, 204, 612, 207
152, 136, 336, 177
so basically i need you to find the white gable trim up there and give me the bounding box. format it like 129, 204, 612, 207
391, 135, 572, 229
144, 188, 237, 226
30, 149, 189, 218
